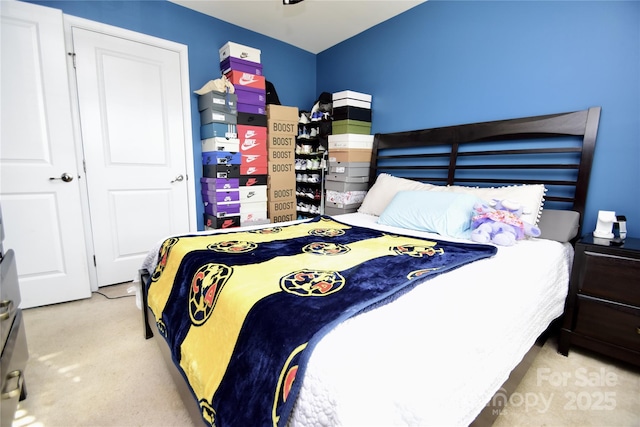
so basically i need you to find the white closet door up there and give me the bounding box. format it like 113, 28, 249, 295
72, 26, 193, 287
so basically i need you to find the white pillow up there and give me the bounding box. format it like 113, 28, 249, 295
445, 184, 547, 225
358, 174, 438, 216
358, 174, 546, 225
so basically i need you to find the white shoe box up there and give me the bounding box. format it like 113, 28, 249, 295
219, 41, 261, 63
328, 134, 374, 149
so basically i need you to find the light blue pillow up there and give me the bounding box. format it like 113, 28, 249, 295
378, 191, 482, 239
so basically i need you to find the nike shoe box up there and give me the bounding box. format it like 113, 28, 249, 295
333, 98, 371, 109
332, 119, 372, 135
237, 103, 266, 115
238, 125, 267, 152
332, 90, 372, 103
235, 88, 267, 106
240, 209, 269, 227
240, 164, 268, 176
199, 108, 237, 125
220, 56, 262, 76
203, 201, 241, 216
328, 134, 374, 149
332, 106, 371, 122
240, 174, 268, 187
241, 152, 267, 168
325, 180, 369, 192
239, 185, 267, 203
266, 105, 299, 122
328, 162, 370, 178
219, 41, 261, 64
202, 151, 241, 166
201, 189, 240, 204
238, 112, 267, 127
203, 163, 240, 179
198, 90, 238, 112
239, 137, 267, 155
201, 122, 237, 140
204, 213, 241, 230
202, 137, 239, 153
224, 70, 266, 91
268, 199, 297, 224
268, 134, 296, 150
200, 177, 239, 192
328, 149, 372, 163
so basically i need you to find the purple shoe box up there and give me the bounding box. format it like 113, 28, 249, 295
200, 177, 239, 192
201, 189, 240, 204
220, 57, 263, 76
237, 102, 266, 115
235, 87, 267, 105
204, 201, 241, 216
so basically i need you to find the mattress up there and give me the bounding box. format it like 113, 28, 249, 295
141, 212, 573, 426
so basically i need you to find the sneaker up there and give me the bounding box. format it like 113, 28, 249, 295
298, 111, 310, 125
309, 127, 318, 138
307, 174, 320, 183
310, 111, 323, 122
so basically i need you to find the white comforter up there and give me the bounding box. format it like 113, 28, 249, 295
140, 212, 573, 427
288, 213, 572, 427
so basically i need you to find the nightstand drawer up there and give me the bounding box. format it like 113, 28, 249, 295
580, 250, 640, 307
575, 296, 640, 352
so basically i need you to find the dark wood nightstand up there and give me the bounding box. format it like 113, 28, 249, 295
558, 235, 640, 367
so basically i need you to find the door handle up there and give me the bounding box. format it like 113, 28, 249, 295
171, 174, 184, 183
49, 173, 74, 182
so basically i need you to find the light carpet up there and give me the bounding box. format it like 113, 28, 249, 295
12, 283, 640, 427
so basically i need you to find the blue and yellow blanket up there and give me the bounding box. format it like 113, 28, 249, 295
146, 216, 496, 427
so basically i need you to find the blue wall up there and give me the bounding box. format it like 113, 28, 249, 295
25, 0, 317, 230
26, 0, 639, 237
317, 0, 640, 238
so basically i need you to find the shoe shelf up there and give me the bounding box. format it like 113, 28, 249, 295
295, 136, 327, 218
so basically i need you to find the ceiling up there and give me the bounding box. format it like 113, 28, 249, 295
168, 0, 428, 54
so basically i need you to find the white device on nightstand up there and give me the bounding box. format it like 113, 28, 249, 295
593, 210, 616, 239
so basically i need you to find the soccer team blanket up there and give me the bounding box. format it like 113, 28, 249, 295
146, 216, 496, 427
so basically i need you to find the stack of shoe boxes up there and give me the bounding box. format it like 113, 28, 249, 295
198, 90, 241, 230
267, 104, 299, 223
219, 42, 269, 226
325, 90, 373, 215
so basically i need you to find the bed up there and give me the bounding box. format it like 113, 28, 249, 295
139, 106, 601, 427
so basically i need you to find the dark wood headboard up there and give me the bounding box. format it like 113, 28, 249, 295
369, 107, 601, 228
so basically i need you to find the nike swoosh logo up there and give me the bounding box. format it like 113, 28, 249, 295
245, 178, 257, 186
246, 167, 257, 174
244, 155, 259, 163
247, 192, 255, 198
222, 219, 235, 228
239, 73, 258, 85
244, 130, 257, 138
242, 139, 259, 151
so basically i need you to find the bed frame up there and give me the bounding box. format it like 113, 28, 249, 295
141, 106, 601, 427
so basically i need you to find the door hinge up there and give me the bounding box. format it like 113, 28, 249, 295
93, 255, 96, 267
68, 52, 76, 68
